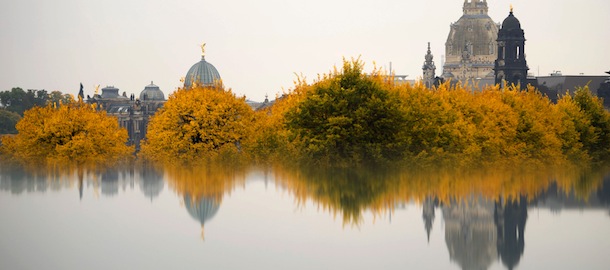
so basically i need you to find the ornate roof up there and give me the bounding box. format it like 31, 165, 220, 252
139, 81, 165, 101
445, 1, 499, 58
423, 42, 435, 69
501, 11, 521, 31
101, 86, 126, 99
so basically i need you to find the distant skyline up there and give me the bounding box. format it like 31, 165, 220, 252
1, 0, 609, 101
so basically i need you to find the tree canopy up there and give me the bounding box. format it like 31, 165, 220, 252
0, 87, 49, 115
141, 86, 255, 163
247, 59, 610, 168
1, 100, 133, 164
0, 109, 21, 134
0, 88, 73, 134
284, 59, 408, 165
4, 61, 610, 169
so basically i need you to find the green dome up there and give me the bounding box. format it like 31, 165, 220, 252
184, 56, 222, 88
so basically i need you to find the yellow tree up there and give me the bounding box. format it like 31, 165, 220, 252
1, 100, 132, 164
141, 86, 254, 163
244, 77, 310, 163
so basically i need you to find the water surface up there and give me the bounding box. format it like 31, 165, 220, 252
1, 164, 609, 269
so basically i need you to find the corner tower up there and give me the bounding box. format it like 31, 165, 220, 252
494, 7, 529, 89
442, 0, 499, 82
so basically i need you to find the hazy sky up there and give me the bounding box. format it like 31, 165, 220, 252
1, 0, 609, 101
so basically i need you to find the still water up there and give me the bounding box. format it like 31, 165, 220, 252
1, 163, 609, 270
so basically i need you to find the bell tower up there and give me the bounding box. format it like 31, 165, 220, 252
494, 7, 529, 89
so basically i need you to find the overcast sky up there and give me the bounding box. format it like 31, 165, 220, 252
1, 0, 609, 101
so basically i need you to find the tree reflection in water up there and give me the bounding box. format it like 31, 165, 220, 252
1, 161, 610, 268
273, 165, 402, 225
271, 164, 610, 269
163, 162, 247, 239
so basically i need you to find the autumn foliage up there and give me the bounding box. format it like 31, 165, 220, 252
141, 86, 254, 163
247, 59, 610, 167
0, 100, 133, 164
271, 163, 607, 225
7, 59, 608, 169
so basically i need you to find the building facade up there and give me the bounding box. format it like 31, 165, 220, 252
88, 48, 225, 151
87, 82, 166, 150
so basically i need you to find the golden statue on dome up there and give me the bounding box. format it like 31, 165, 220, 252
200, 43, 206, 57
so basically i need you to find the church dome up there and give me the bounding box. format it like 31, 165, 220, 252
501, 11, 521, 30
443, 0, 499, 81
184, 56, 222, 88
445, 2, 498, 58
139, 81, 165, 101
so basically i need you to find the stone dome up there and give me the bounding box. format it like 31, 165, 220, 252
443, 0, 499, 81
184, 56, 222, 88
139, 81, 165, 101
446, 2, 498, 58
501, 11, 521, 30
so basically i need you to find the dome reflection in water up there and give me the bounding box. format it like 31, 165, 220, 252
1, 161, 609, 269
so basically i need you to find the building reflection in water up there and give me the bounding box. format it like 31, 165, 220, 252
2, 163, 610, 255
100, 170, 120, 197
439, 195, 528, 270
495, 196, 527, 270
442, 196, 498, 270
163, 163, 248, 239
422, 197, 438, 243
0, 163, 167, 202
139, 165, 164, 202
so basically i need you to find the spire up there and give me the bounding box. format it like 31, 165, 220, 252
425, 42, 434, 62
423, 42, 437, 88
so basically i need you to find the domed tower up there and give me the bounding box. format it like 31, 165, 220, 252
443, 0, 499, 82
494, 7, 529, 89
139, 81, 165, 101
184, 43, 222, 89
422, 42, 436, 88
